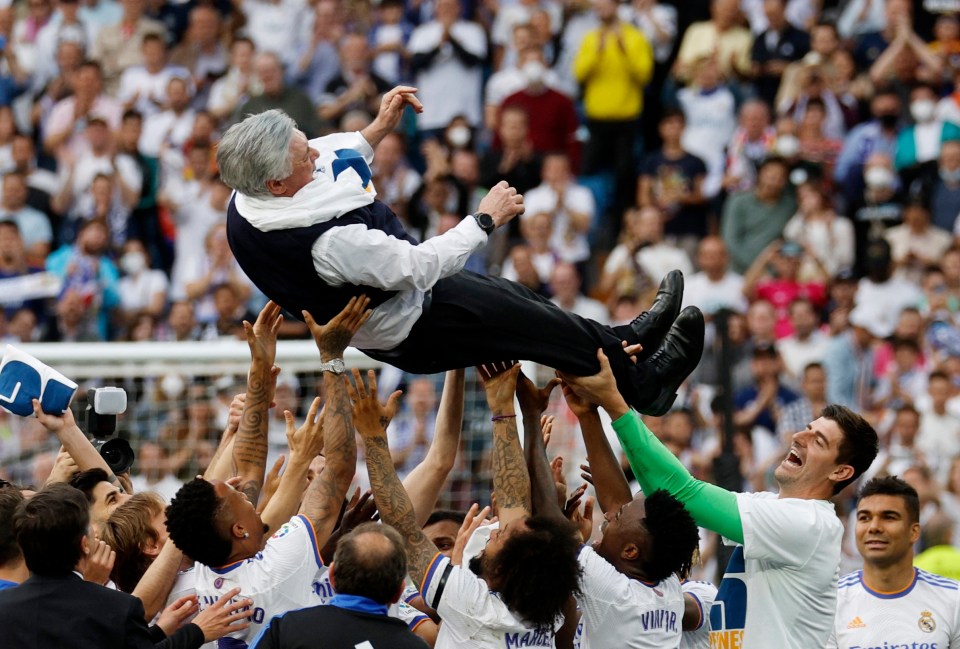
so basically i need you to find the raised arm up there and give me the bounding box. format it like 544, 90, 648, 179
258, 397, 325, 535
313, 181, 524, 293
517, 371, 565, 521
403, 368, 464, 527
478, 362, 530, 525
560, 350, 744, 543
296, 297, 369, 544
32, 400, 126, 491
232, 301, 283, 504
204, 393, 245, 481
348, 368, 439, 590
560, 382, 632, 514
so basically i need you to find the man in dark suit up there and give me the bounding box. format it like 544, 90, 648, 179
251, 522, 428, 649
221, 89, 705, 419
0, 483, 252, 649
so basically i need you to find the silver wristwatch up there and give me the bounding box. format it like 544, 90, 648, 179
320, 358, 346, 374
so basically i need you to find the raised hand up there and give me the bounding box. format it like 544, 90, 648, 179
32, 398, 76, 432
541, 414, 554, 448
339, 489, 379, 533
556, 349, 628, 418
517, 371, 561, 416
477, 361, 521, 415
303, 295, 372, 361
451, 503, 492, 567
564, 485, 594, 543
243, 300, 283, 367
256, 455, 286, 515
45, 446, 79, 485
284, 396, 325, 460
560, 380, 598, 419
344, 368, 402, 438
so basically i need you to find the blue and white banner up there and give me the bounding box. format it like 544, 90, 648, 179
0, 345, 77, 416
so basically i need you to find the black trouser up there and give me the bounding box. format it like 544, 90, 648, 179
364, 271, 659, 408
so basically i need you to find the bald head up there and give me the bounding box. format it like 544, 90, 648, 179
330, 522, 407, 604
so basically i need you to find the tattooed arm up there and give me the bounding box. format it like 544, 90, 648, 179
297, 297, 370, 542
232, 301, 283, 504
347, 368, 440, 591
478, 362, 531, 526
403, 368, 465, 527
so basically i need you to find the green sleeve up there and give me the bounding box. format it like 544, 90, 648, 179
613, 410, 744, 544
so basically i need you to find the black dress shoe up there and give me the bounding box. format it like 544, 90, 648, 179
633, 306, 705, 416
629, 270, 684, 361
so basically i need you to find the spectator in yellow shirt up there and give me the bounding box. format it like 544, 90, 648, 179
573, 0, 653, 228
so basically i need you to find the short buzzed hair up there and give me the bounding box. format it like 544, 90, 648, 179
331, 522, 407, 604
858, 476, 920, 524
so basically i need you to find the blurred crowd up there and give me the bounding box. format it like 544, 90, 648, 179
1, 0, 960, 573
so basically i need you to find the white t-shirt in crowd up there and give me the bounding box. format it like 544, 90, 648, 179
680, 580, 717, 649
709, 492, 843, 649
681, 271, 747, 315
193, 515, 324, 645
118, 270, 170, 313
407, 20, 487, 129
523, 183, 595, 264
574, 546, 683, 649
827, 568, 960, 649
421, 552, 555, 649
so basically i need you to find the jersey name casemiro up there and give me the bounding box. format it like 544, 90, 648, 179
194, 515, 325, 648
827, 568, 960, 649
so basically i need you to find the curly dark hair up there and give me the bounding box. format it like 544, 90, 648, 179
165, 478, 232, 567
642, 490, 700, 582
490, 515, 582, 633
822, 404, 879, 495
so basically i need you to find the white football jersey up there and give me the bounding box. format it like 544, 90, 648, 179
680, 580, 717, 649
827, 568, 960, 648
194, 515, 325, 647
421, 552, 556, 649
574, 546, 684, 649
709, 492, 842, 649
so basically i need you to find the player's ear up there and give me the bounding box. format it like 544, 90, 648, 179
830, 463, 854, 486
265, 178, 285, 196
909, 522, 921, 545
327, 563, 336, 590
621, 542, 640, 561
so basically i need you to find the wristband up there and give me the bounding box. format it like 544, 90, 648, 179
491, 414, 517, 422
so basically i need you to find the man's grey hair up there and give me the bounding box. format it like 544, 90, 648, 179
216, 109, 297, 197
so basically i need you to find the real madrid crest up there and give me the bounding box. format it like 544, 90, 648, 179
919, 610, 936, 633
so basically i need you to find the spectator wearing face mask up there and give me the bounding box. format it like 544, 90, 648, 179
835, 89, 902, 211
499, 50, 579, 168
116, 238, 168, 333
895, 83, 960, 174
